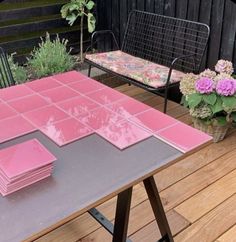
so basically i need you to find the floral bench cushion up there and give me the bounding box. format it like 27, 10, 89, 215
86, 50, 185, 88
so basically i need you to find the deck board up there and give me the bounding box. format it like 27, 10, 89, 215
130, 210, 190, 242
37, 85, 236, 242
216, 225, 236, 242
77, 209, 189, 242
175, 168, 236, 223
160, 149, 236, 211
175, 194, 236, 242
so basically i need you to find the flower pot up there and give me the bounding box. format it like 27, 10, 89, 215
192, 118, 230, 142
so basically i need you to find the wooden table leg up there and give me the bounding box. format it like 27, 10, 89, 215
143, 176, 174, 242
112, 187, 133, 242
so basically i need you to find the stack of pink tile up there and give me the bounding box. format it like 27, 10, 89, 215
0, 139, 56, 196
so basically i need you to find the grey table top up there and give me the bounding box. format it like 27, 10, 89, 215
0, 130, 182, 242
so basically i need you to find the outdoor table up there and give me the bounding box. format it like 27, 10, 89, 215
0, 71, 212, 242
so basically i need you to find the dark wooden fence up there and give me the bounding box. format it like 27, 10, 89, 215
96, 0, 236, 71
0, 0, 235, 70
0, 0, 88, 63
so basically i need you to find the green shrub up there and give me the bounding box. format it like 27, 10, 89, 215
7, 54, 28, 84
0, 53, 27, 85
28, 33, 75, 78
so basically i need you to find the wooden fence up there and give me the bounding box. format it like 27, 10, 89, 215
0, 0, 88, 63
96, 0, 236, 71
0, 0, 235, 70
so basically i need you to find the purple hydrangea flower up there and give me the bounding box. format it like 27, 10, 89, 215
195, 78, 214, 94
216, 79, 236, 96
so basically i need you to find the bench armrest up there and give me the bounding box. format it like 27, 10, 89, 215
170, 54, 196, 71
165, 54, 196, 85
90, 30, 119, 51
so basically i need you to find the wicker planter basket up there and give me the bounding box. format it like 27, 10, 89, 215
193, 118, 230, 142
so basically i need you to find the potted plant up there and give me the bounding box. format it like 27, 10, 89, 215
61, 0, 96, 63
180, 60, 236, 142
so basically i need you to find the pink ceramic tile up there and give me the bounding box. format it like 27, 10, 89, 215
129, 109, 178, 132
0, 84, 34, 101
8, 94, 49, 113
106, 97, 151, 118
0, 139, 55, 179
52, 71, 88, 84
0, 172, 52, 196
68, 78, 106, 94
0, 164, 53, 196
96, 120, 151, 150
0, 103, 17, 119
0, 116, 36, 143
77, 107, 123, 130
40, 117, 93, 146
86, 88, 126, 105
26, 77, 61, 92
155, 122, 212, 153
0, 165, 52, 188
0, 170, 52, 194
57, 96, 100, 116
0, 163, 52, 184
23, 105, 69, 127
40, 86, 80, 103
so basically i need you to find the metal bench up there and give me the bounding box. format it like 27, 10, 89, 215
0, 47, 15, 89
85, 10, 210, 113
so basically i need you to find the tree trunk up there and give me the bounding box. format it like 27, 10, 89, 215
80, 14, 84, 63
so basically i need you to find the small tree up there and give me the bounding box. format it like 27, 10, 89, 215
61, 0, 96, 63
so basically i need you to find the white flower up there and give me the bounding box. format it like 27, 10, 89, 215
180, 73, 198, 96
215, 59, 234, 75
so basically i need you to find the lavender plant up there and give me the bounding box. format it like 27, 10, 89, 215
28, 33, 75, 78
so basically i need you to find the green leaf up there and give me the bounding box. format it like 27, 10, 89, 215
231, 112, 236, 122
211, 97, 223, 114
61, 2, 83, 25
221, 96, 236, 109
87, 13, 96, 33
187, 93, 202, 109
180, 95, 188, 107
68, 3, 80, 11
86, 1, 95, 10
203, 93, 217, 106
215, 116, 227, 126
66, 13, 78, 26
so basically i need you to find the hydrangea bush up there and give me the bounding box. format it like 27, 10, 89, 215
180, 60, 236, 125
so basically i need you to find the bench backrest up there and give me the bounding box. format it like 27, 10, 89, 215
121, 10, 210, 73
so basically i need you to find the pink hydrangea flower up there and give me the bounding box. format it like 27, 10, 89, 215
195, 78, 214, 94
216, 79, 236, 96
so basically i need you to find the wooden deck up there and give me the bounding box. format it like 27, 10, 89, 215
37, 84, 236, 242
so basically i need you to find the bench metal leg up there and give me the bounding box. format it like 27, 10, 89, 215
88, 64, 92, 77
143, 176, 173, 242
163, 96, 168, 114
163, 87, 169, 114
